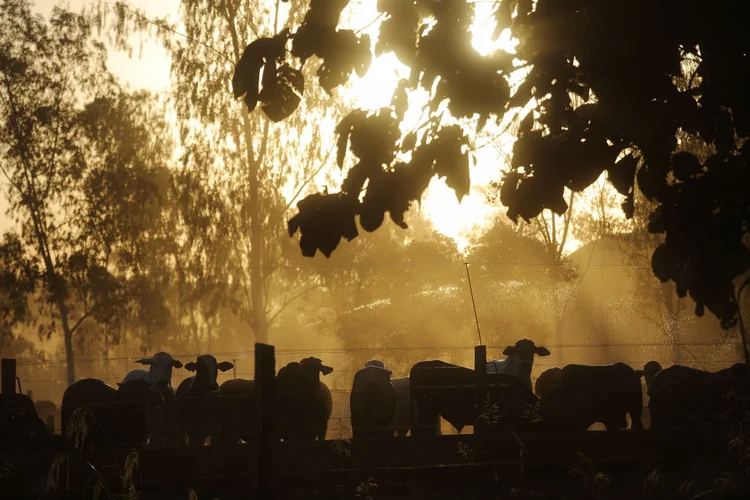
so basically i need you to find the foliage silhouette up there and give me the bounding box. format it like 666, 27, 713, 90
233, 0, 750, 328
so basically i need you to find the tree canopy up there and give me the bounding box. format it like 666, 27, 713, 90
0, 0, 175, 383
232, 0, 750, 328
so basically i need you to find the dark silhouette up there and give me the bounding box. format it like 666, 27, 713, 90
350, 360, 397, 439
275, 357, 333, 441
648, 362, 750, 428
217, 378, 257, 445
410, 360, 538, 436
176, 355, 234, 446
539, 363, 644, 431
60, 378, 119, 449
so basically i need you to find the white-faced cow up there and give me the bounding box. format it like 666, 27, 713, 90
486, 339, 551, 391
275, 357, 333, 441
350, 360, 397, 439
122, 351, 183, 393
175, 355, 234, 446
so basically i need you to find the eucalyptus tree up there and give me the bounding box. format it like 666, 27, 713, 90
0, 0, 174, 384
101, 0, 350, 345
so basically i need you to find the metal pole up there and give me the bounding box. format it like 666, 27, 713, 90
464, 263, 483, 346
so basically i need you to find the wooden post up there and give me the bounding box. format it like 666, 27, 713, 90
2, 358, 16, 396
2, 358, 17, 413
475, 345, 487, 379
254, 343, 275, 499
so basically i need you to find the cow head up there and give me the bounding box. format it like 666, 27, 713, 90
136, 351, 183, 390
640, 361, 662, 390
365, 360, 392, 376
502, 339, 551, 376
300, 357, 334, 378
185, 355, 234, 391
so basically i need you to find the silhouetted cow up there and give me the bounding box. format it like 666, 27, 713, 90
116, 378, 177, 448
1, 392, 55, 451
350, 360, 397, 439
176, 355, 234, 446
410, 360, 538, 436
539, 363, 644, 431
534, 367, 563, 400
486, 339, 551, 391
61, 378, 119, 448
275, 357, 333, 441
389, 377, 416, 437
217, 378, 255, 444
648, 363, 750, 428
642, 361, 662, 390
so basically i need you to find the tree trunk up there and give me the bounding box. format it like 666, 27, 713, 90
59, 301, 76, 386
242, 109, 267, 345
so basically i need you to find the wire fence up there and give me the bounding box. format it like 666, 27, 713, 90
15, 339, 744, 436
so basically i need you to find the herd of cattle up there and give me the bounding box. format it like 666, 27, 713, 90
2, 338, 750, 450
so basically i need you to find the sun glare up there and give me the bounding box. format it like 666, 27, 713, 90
335, 2, 520, 252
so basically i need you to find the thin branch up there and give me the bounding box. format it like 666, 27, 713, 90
284, 142, 336, 212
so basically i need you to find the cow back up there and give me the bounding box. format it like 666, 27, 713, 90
650, 363, 750, 428
1, 393, 53, 451
275, 364, 331, 441
535, 368, 563, 401
410, 360, 477, 434
350, 367, 397, 438
61, 378, 118, 449
541, 363, 643, 431
216, 379, 256, 444
390, 377, 414, 436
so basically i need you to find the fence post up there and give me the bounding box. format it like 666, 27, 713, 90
254, 343, 275, 499
475, 345, 487, 379
1, 358, 17, 412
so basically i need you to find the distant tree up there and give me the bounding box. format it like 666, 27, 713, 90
231, 0, 750, 330
101, 0, 352, 346
0, 1, 174, 384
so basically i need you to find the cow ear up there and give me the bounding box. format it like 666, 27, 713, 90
136, 358, 152, 365
185, 362, 197, 372
321, 365, 333, 376
535, 346, 551, 357
218, 361, 234, 372
502, 346, 516, 357
172, 360, 183, 368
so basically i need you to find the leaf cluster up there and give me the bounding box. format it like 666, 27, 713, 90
234, 0, 750, 326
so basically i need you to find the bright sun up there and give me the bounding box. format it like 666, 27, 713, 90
334, 1, 520, 252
